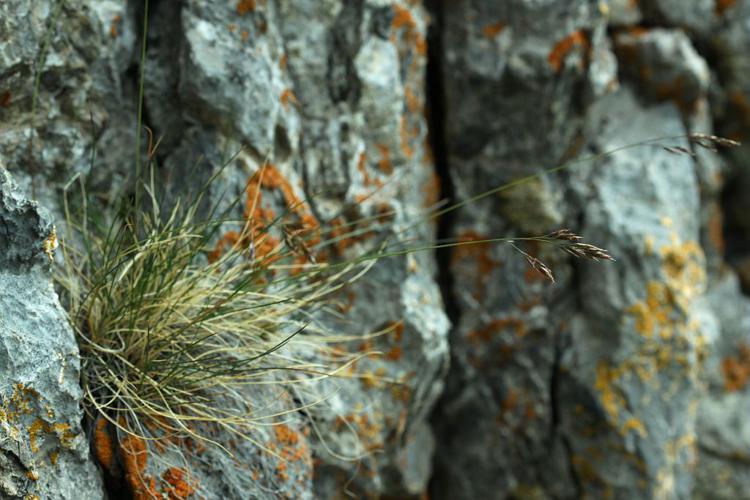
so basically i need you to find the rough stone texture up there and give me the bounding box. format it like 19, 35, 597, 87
694, 273, 750, 500
5, 0, 750, 498
712, 1, 750, 292
0, 1, 136, 210
560, 88, 704, 499
432, 2, 607, 498
0, 169, 103, 499
137, 1, 450, 496
432, 0, 750, 498
99, 384, 314, 500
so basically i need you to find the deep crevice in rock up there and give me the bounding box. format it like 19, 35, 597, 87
424, 0, 459, 327
549, 330, 582, 499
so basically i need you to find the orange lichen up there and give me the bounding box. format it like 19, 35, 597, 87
627, 26, 650, 37
93, 417, 115, 471
120, 435, 157, 500
110, 15, 121, 39
390, 321, 405, 342
524, 265, 549, 283
707, 205, 725, 252
451, 231, 500, 295
328, 218, 356, 253
356, 151, 373, 187
385, 346, 402, 361
524, 404, 537, 420
162, 467, 197, 499
399, 117, 415, 159
391, 4, 427, 59
467, 318, 526, 343
722, 343, 750, 392
659, 238, 705, 304
274, 424, 300, 446
280, 88, 298, 109
500, 390, 518, 414
375, 144, 393, 174
264, 422, 311, 484
0, 90, 10, 107
208, 231, 241, 264
405, 87, 420, 114
392, 4, 416, 31
482, 22, 506, 39
275, 461, 289, 482
716, 0, 737, 14
211, 163, 320, 264
391, 384, 411, 403
415, 36, 427, 57
261, 164, 303, 210
236, 0, 256, 15
654, 75, 698, 114
548, 31, 589, 72
335, 414, 382, 451
279, 53, 288, 69
241, 30, 250, 42
361, 368, 387, 390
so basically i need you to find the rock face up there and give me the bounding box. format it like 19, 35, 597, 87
3, 0, 750, 498
0, 170, 104, 499
431, 0, 750, 498
142, 1, 449, 496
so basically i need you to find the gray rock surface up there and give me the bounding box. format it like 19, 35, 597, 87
694, 273, 750, 499
432, 0, 750, 498
4, 0, 750, 498
0, 169, 103, 499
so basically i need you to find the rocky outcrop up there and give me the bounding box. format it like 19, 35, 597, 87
0, 169, 103, 499
431, 0, 750, 498
3, 0, 750, 498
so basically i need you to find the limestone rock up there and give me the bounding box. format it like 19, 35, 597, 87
0, 169, 103, 500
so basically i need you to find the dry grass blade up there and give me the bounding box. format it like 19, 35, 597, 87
506, 229, 615, 283
56, 168, 380, 462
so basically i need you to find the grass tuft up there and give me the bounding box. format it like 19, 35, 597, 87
55, 163, 376, 460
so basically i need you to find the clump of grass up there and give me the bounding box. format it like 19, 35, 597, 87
55, 164, 373, 455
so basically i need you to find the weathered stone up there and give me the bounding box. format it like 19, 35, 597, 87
143, 1, 450, 497
694, 272, 750, 499
0, 169, 104, 500
559, 87, 704, 499
5, 0, 750, 497
639, 0, 717, 35
430, 0, 746, 497
104, 385, 314, 500
613, 28, 710, 114
0, 1, 136, 210
605, 0, 643, 26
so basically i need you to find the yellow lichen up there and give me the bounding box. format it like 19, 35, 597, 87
621, 418, 647, 437
43, 226, 58, 261
627, 281, 671, 338
594, 362, 626, 421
